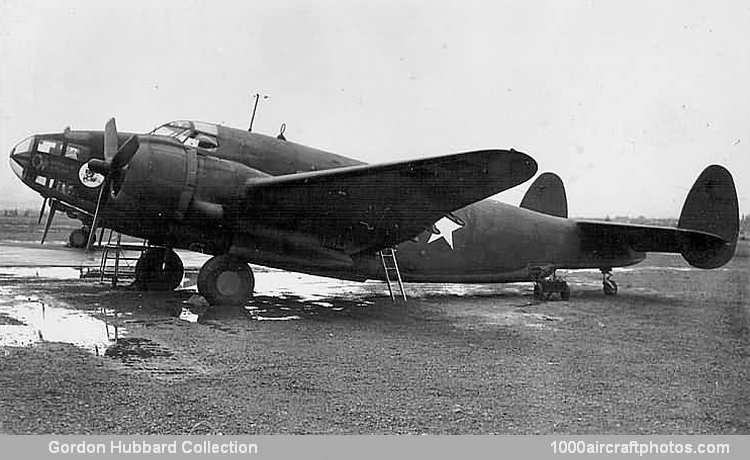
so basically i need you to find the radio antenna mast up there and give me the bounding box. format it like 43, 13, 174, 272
248, 93, 269, 132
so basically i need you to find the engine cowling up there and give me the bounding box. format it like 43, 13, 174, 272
110, 136, 269, 239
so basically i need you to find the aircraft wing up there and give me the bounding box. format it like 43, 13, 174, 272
236, 149, 536, 254
575, 220, 730, 253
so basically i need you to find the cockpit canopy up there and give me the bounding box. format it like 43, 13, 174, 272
149, 120, 219, 150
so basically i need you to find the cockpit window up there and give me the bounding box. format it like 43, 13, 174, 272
193, 121, 218, 136
170, 120, 193, 129
152, 125, 190, 140
11, 136, 34, 155
150, 120, 219, 151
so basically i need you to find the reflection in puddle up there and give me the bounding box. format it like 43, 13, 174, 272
0, 267, 81, 280
254, 315, 302, 321
104, 337, 173, 362
0, 291, 125, 355
178, 307, 199, 323
251, 271, 533, 304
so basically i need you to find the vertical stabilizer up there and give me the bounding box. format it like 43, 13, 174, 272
678, 165, 739, 268
520, 172, 568, 218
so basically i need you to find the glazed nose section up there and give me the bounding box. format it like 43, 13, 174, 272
9, 135, 34, 180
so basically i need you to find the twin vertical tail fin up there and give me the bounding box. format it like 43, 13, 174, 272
520, 172, 568, 218
678, 165, 739, 268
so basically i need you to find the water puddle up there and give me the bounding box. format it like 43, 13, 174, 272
0, 266, 81, 279
0, 296, 124, 355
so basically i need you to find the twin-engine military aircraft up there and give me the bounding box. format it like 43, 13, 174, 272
8, 118, 739, 305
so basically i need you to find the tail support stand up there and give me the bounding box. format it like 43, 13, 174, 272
600, 268, 618, 296
379, 248, 407, 302
530, 265, 570, 301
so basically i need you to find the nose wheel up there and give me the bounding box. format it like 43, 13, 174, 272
601, 268, 618, 296
197, 255, 254, 306
134, 247, 184, 291
68, 227, 90, 248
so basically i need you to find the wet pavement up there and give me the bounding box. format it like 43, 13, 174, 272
1, 238, 748, 434
0, 239, 747, 365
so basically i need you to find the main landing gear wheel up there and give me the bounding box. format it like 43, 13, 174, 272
601, 268, 618, 296
69, 227, 90, 248
197, 255, 254, 306
135, 247, 184, 291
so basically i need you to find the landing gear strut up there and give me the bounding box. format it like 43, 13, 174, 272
69, 227, 90, 248
601, 268, 618, 296
532, 270, 570, 301
134, 247, 184, 291
197, 255, 254, 306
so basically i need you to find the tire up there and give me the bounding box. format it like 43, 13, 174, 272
134, 247, 184, 291
533, 283, 543, 300
69, 228, 89, 248
603, 279, 618, 296
560, 283, 571, 300
197, 255, 254, 306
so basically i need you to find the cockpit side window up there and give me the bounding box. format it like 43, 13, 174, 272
65, 143, 91, 161
150, 121, 219, 151
37, 139, 64, 155
152, 125, 188, 139
184, 132, 218, 150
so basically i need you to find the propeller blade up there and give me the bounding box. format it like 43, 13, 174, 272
86, 182, 108, 251
41, 199, 57, 245
37, 197, 48, 224
104, 118, 118, 163
111, 135, 139, 170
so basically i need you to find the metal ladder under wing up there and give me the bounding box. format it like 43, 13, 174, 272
379, 248, 407, 302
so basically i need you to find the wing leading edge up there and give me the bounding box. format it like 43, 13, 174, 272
234, 149, 537, 254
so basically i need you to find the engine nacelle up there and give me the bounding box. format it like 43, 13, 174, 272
112, 136, 269, 240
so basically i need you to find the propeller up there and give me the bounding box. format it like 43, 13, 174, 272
37, 197, 48, 225
37, 177, 53, 225
40, 199, 57, 245
84, 118, 139, 251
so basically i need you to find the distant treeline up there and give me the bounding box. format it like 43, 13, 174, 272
1, 209, 32, 217
2, 207, 750, 236
599, 215, 750, 239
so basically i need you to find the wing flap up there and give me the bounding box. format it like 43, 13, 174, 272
235, 149, 536, 254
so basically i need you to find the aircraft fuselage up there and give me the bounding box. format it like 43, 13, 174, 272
9, 122, 644, 285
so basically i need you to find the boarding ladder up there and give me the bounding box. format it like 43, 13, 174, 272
379, 248, 407, 302
98, 229, 150, 287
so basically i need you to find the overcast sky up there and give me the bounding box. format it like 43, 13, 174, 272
1, 0, 747, 217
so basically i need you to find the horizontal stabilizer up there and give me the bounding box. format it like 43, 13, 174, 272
576, 220, 729, 256
520, 172, 567, 218
575, 165, 739, 269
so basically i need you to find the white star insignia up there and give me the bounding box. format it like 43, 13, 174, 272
427, 216, 464, 249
